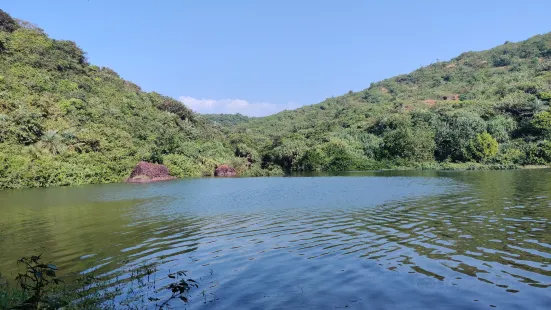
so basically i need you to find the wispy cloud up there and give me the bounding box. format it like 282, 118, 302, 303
179, 96, 301, 117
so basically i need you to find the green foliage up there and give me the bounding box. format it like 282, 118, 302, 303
531, 111, 551, 137
357, 133, 383, 158
206, 31, 551, 170
0, 9, 18, 33
382, 124, 435, 161
1, 256, 200, 309
243, 163, 284, 176
2, 8, 551, 189
541, 140, 551, 162
321, 138, 365, 171
203, 113, 252, 127
496, 92, 544, 118
434, 111, 486, 161
487, 115, 516, 142
13, 255, 64, 309
538, 91, 551, 101
469, 132, 499, 161
162, 154, 201, 178
154, 96, 195, 122
269, 137, 309, 170
0, 10, 285, 189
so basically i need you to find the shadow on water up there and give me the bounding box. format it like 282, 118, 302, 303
1, 169, 551, 309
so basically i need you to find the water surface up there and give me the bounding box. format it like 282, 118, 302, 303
1, 170, 550, 309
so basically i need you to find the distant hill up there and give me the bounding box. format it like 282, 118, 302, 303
202, 113, 253, 127
215, 32, 551, 171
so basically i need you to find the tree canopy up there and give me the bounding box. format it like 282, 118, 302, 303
210, 31, 551, 172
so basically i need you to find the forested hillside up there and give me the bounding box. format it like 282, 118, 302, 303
1, 7, 551, 190
216, 32, 551, 172
203, 113, 253, 127
0, 10, 281, 189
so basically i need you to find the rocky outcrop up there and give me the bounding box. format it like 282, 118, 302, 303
214, 165, 237, 177
126, 161, 176, 183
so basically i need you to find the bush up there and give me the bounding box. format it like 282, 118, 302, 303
531, 111, 551, 137
538, 92, 551, 101
227, 157, 249, 175
495, 145, 526, 165
162, 154, 201, 178
0, 9, 18, 33
435, 111, 486, 161
382, 125, 435, 161
243, 163, 284, 177
469, 132, 499, 161
496, 92, 543, 118
487, 115, 516, 142
540, 141, 551, 162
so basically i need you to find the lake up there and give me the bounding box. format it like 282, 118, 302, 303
1, 170, 550, 309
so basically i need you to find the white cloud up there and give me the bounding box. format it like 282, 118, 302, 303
179, 96, 301, 117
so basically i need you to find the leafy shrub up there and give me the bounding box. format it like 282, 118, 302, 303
243, 163, 284, 177
469, 132, 498, 161
538, 91, 551, 101
382, 125, 435, 161
0, 9, 18, 33
162, 154, 201, 178
496, 92, 543, 118
531, 111, 551, 137
487, 115, 516, 142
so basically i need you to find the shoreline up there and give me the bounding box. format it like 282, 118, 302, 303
0, 164, 549, 191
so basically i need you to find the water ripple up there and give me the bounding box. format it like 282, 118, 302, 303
1, 171, 551, 308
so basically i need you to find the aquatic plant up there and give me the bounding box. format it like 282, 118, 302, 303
0, 255, 201, 309
12, 254, 64, 309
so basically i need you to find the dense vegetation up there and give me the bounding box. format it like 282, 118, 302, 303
0, 10, 282, 190
212, 33, 551, 172
203, 113, 253, 127
0, 255, 198, 309
1, 8, 550, 190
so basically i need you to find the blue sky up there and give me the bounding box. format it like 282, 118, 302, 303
3, 1, 551, 116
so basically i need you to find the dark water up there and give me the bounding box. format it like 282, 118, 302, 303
1, 170, 551, 309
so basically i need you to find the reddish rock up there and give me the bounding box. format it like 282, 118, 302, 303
214, 165, 237, 177
126, 161, 176, 183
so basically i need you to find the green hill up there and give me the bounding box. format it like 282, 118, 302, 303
218, 32, 551, 171
202, 113, 253, 127
0, 10, 281, 189
1, 8, 550, 190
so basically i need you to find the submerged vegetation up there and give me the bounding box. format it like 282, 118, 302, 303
0, 8, 550, 189
0, 255, 199, 309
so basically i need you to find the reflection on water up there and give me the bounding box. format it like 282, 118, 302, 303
1, 170, 551, 309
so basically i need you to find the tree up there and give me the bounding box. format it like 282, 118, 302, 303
0, 9, 18, 33
299, 147, 328, 171
270, 138, 308, 171
469, 132, 498, 161
322, 138, 365, 171
435, 111, 486, 161
487, 115, 516, 142
37, 130, 66, 155
382, 125, 435, 162
531, 111, 551, 138
496, 92, 544, 118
